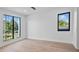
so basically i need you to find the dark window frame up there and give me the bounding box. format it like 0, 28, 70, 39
3, 14, 21, 41
57, 12, 70, 31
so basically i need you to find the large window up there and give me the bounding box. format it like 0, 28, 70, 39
3, 15, 21, 41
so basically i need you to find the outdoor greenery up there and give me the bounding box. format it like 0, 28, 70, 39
59, 20, 68, 27
3, 15, 21, 41
4, 20, 18, 41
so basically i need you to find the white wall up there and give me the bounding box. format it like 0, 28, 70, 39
76, 8, 79, 49
27, 7, 75, 44
0, 8, 27, 47
73, 8, 77, 48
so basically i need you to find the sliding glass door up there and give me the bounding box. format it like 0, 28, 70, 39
14, 16, 21, 38
3, 15, 14, 41
3, 15, 21, 41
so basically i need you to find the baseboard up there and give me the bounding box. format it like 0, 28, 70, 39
0, 37, 26, 48
27, 37, 79, 50
27, 37, 72, 44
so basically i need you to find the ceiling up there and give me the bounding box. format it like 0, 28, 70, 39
0, 7, 74, 15
0, 7, 36, 15
0, 7, 54, 15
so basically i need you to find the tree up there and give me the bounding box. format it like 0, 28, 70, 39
59, 20, 68, 27
4, 20, 13, 33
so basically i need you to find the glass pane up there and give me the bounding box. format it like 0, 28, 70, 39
14, 17, 21, 38
3, 15, 14, 41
